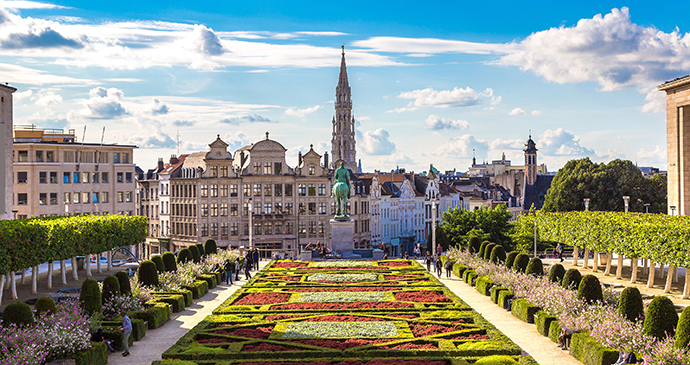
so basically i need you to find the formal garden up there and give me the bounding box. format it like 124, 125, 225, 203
156, 259, 538, 365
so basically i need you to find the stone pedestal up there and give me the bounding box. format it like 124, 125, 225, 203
300, 251, 312, 260
330, 218, 355, 257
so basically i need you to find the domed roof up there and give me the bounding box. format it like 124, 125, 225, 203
524, 134, 537, 153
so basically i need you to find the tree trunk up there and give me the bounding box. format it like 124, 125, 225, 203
643, 259, 648, 275
86, 254, 92, 278
604, 252, 613, 276
60, 260, 67, 284
11, 271, 17, 300
674, 266, 679, 283
573, 247, 579, 266
630, 259, 638, 284
107, 251, 113, 272
592, 251, 599, 272
616, 254, 623, 279
659, 264, 665, 279
647, 262, 655, 288
97, 253, 102, 274
31, 265, 38, 294
665, 266, 675, 293
583, 248, 589, 268
47, 261, 53, 289
683, 269, 690, 299
21, 269, 27, 285
71, 257, 79, 281
0, 274, 4, 306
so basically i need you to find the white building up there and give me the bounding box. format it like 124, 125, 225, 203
0, 84, 16, 220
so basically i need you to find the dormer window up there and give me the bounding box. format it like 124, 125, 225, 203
309, 164, 315, 175
210, 166, 218, 177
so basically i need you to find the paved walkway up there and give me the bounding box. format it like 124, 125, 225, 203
109, 262, 266, 365
436, 270, 583, 365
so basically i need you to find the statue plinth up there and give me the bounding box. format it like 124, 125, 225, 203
330, 218, 355, 257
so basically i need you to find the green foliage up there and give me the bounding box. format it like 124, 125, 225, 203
562, 268, 582, 290
490, 286, 507, 304
189, 245, 201, 263
2, 301, 34, 327
35, 296, 57, 316
675, 306, 690, 349
644, 296, 679, 340
569, 332, 620, 365
476, 276, 494, 296
525, 257, 543, 276
79, 278, 102, 314
511, 298, 540, 323
478, 241, 490, 258
577, 275, 603, 304
468, 235, 482, 254
535, 310, 557, 337
442, 205, 514, 249
483, 243, 496, 261
548, 320, 562, 343
101, 275, 121, 304
547, 264, 566, 283
132, 303, 171, 329
149, 293, 185, 313
162, 252, 177, 272
0, 214, 147, 273
116, 271, 132, 296
505, 251, 518, 269
195, 243, 205, 258
151, 255, 165, 273
69, 341, 108, 365
184, 280, 209, 299
512, 254, 529, 273
177, 248, 193, 264
475, 355, 518, 365
138, 260, 160, 287
542, 158, 666, 213
618, 287, 644, 322
490, 245, 507, 264
204, 239, 217, 255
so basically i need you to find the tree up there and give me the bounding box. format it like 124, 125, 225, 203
426, 224, 451, 253
543, 158, 666, 213
442, 205, 513, 248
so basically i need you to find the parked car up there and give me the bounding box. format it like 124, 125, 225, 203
90, 256, 109, 264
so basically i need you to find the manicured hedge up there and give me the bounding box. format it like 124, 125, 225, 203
547, 264, 566, 283
464, 270, 478, 285
162, 251, 178, 272
644, 296, 678, 340
452, 263, 468, 278
102, 327, 134, 351
548, 320, 562, 343
512, 254, 529, 273
535, 310, 557, 337
2, 301, 34, 327
498, 290, 515, 310
511, 298, 540, 324
67, 341, 108, 365
476, 275, 494, 296
490, 286, 508, 305
153, 290, 193, 307
184, 280, 209, 299
198, 274, 217, 289
505, 251, 518, 269
149, 294, 186, 313
569, 332, 619, 365
133, 303, 171, 330
103, 318, 146, 341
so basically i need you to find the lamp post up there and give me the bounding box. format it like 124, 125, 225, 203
623, 196, 630, 213
670, 205, 677, 216
533, 211, 537, 258
584, 198, 590, 212
644, 203, 650, 214
431, 198, 437, 256
582, 198, 590, 268
617, 196, 630, 279
248, 198, 253, 249
11, 210, 18, 220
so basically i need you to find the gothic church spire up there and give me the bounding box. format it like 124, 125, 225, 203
331, 45, 357, 171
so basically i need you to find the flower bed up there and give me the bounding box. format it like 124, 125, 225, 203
297, 291, 388, 303
394, 291, 452, 303
279, 321, 400, 339
306, 273, 378, 282
271, 302, 415, 310
235, 293, 292, 305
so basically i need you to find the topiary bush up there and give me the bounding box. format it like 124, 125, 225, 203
162, 252, 177, 272
34, 296, 57, 316
177, 248, 193, 264
483, 243, 496, 261
490, 245, 507, 264
151, 255, 165, 273
138, 260, 159, 287
195, 243, 205, 258
512, 253, 530, 273
189, 245, 201, 263
101, 275, 121, 305
79, 278, 102, 314
475, 355, 518, 365
644, 296, 679, 340
468, 236, 482, 254
2, 301, 34, 327
116, 271, 132, 296
525, 257, 543, 276
478, 241, 490, 258
547, 264, 566, 283
676, 306, 690, 349
505, 251, 518, 269
618, 286, 644, 322
561, 268, 582, 290
204, 239, 217, 255
577, 274, 603, 304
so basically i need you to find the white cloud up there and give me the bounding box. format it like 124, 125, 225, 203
352, 36, 506, 55
357, 116, 371, 121
509, 108, 526, 115
219, 113, 277, 125
360, 128, 396, 155
150, 98, 169, 115
127, 119, 177, 149
222, 131, 251, 152
531, 110, 542, 116
436, 134, 489, 159
14, 89, 32, 100
637, 145, 666, 166
0, 1, 68, 10
424, 114, 469, 130
641, 90, 666, 113
34, 90, 61, 106
284, 105, 321, 118
398, 86, 484, 108
72, 86, 127, 119
489, 138, 524, 151
0, 63, 90, 85
537, 128, 595, 156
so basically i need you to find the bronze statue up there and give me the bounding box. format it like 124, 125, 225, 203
331, 162, 351, 219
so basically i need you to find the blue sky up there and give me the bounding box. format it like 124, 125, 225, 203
2, 0, 689, 173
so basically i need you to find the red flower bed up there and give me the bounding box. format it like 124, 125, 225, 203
264, 314, 307, 321
378, 261, 411, 267
291, 287, 400, 292
272, 262, 309, 268
384, 276, 419, 280
288, 338, 396, 350
394, 291, 452, 303
306, 315, 385, 322
239, 360, 446, 365
444, 333, 490, 341
411, 324, 466, 337
215, 326, 274, 339
272, 302, 415, 310
243, 343, 301, 352
235, 292, 291, 305
197, 337, 238, 344
380, 342, 437, 350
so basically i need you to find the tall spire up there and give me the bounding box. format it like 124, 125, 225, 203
331, 45, 357, 171
338, 45, 349, 93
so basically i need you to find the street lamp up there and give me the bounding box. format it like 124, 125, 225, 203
644, 203, 650, 214
11, 210, 18, 220
248, 198, 253, 249
533, 211, 537, 258
584, 198, 590, 212
670, 205, 677, 216
623, 196, 630, 213
431, 198, 437, 256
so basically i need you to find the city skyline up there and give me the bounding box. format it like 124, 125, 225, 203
2, 1, 689, 172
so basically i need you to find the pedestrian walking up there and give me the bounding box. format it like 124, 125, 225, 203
557, 243, 564, 262
253, 249, 260, 270
435, 259, 442, 278
235, 258, 241, 281
224, 260, 234, 285
118, 311, 132, 357
425, 253, 432, 271
244, 253, 253, 280
445, 259, 453, 278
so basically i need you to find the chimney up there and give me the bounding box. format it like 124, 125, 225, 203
170, 154, 178, 164
324, 152, 329, 169
157, 158, 164, 170
298, 151, 302, 167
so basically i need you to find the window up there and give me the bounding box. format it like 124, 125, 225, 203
319, 202, 327, 214
253, 184, 261, 197
253, 162, 261, 175
39, 193, 47, 205
211, 185, 218, 197
298, 184, 306, 196
220, 166, 228, 178
274, 184, 282, 197
230, 203, 238, 216
309, 221, 316, 234
18, 151, 28, 162
220, 203, 228, 217
286, 222, 294, 234
274, 162, 282, 175
275, 202, 282, 214
220, 185, 228, 197
308, 184, 316, 196
102, 192, 109, 203
62, 192, 70, 204
39, 172, 47, 184
308, 202, 316, 215
243, 184, 251, 197
46, 151, 54, 162
117, 192, 124, 203
230, 184, 238, 197
285, 184, 293, 197
274, 222, 283, 234
220, 222, 228, 236
285, 203, 293, 215
200, 185, 208, 198
210, 203, 218, 217
211, 223, 218, 236
50, 172, 57, 184
125, 172, 132, 183
92, 192, 99, 204
264, 222, 272, 235
200, 223, 208, 236
17, 172, 27, 184
318, 221, 325, 234
210, 166, 218, 177
244, 223, 249, 235
81, 172, 89, 183
309, 164, 315, 175
254, 222, 262, 235
36, 151, 43, 162
264, 203, 272, 214
121, 153, 130, 164
113, 153, 120, 164
231, 222, 238, 236
117, 172, 123, 183
298, 222, 306, 234
17, 193, 27, 205
74, 192, 82, 204
299, 202, 306, 214
92, 172, 99, 183
201, 204, 208, 217
263, 162, 271, 175
264, 184, 272, 196
243, 202, 249, 216
83, 192, 90, 204
101, 172, 108, 183
318, 184, 326, 196
125, 192, 132, 202
62, 172, 70, 183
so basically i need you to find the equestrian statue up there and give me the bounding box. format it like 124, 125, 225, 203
331, 162, 351, 220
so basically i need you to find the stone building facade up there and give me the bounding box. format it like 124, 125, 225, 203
0, 84, 15, 220
659, 75, 690, 215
